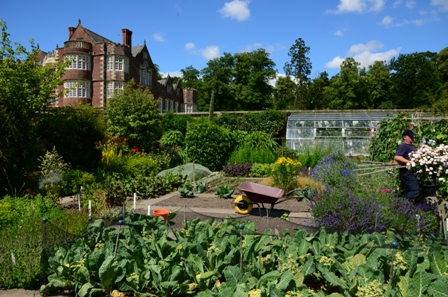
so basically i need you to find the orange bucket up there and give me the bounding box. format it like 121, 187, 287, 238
153, 209, 169, 223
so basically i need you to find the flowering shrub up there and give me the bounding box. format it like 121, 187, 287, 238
407, 144, 448, 183
271, 157, 302, 191
311, 187, 388, 233
99, 146, 126, 174
311, 151, 357, 190
311, 184, 439, 234
310, 150, 440, 234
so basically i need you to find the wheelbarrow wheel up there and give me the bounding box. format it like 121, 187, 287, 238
234, 195, 253, 215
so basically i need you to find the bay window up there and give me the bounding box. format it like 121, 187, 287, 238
107, 82, 124, 98
66, 54, 90, 70
64, 81, 90, 98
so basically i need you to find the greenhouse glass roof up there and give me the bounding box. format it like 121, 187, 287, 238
286, 110, 418, 156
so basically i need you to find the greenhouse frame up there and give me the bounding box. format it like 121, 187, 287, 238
286, 110, 415, 156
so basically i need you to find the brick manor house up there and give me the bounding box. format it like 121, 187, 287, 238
38, 20, 197, 113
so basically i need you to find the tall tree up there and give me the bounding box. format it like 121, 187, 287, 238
283, 38, 312, 85
431, 47, 448, 112
323, 58, 368, 109
283, 38, 312, 109
389, 51, 439, 109
201, 49, 276, 111
307, 71, 330, 109
0, 21, 67, 194
365, 61, 393, 109
200, 52, 234, 111
180, 65, 201, 89
272, 76, 297, 110
232, 49, 276, 110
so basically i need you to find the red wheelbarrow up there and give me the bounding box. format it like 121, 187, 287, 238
233, 181, 305, 217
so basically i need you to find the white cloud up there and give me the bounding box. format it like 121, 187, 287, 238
327, 0, 385, 14
406, 0, 416, 9
185, 43, 220, 60
218, 0, 251, 21
201, 46, 220, 60
185, 42, 196, 52
325, 41, 401, 69
153, 32, 166, 42
269, 73, 287, 87
393, 0, 402, 7
406, 18, 426, 25
380, 15, 394, 26
348, 40, 383, 54
370, 0, 386, 11
242, 42, 263, 52
335, 30, 344, 36
431, 0, 448, 12
379, 14, 432, 27
160, 71, 183, 78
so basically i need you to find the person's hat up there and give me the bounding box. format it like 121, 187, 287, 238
402, 130, 415, 137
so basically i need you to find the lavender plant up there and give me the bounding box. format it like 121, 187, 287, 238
312, 187, 388, 233
310, 151, 440, 234
311, 150, 358, 190
311, 182, 440, 234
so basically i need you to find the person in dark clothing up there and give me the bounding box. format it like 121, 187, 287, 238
394, 129, 420, 201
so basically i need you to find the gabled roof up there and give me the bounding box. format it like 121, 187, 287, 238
83, 27, 113, 43
132, 45, 144, 57
173, 79, 182, 90
158, 74, 171, 86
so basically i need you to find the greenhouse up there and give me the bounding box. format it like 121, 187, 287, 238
286, 110, 406, 156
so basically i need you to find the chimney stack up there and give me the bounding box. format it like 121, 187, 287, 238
68, 27, 75, 39
122, 29, 133, 48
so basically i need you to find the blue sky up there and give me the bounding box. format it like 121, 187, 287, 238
2, 0, 447, 79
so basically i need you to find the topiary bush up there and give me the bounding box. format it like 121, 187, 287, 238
184, 118, 233, 171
